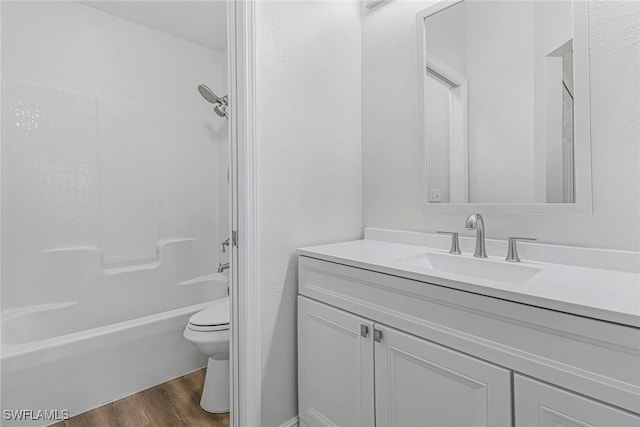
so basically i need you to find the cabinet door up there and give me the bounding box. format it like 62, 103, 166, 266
515, 375, 640, 427
298, 296, 375, 427
375, 325, 512, 427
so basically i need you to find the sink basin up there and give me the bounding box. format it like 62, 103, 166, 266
390, 252, 541, 285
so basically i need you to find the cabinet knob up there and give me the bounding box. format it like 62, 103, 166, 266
374, 329, 382, 343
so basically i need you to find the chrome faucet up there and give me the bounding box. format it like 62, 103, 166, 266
465, 213, 487, 258
217, 262, 230, 273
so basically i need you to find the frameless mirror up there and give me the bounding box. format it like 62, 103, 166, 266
417, 0, 592, 214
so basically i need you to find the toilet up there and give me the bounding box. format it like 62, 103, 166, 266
183, 297, 230, 413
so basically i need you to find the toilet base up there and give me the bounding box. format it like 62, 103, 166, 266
200, 356, 230, 413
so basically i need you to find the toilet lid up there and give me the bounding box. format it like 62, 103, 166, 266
189, 297, 230, 327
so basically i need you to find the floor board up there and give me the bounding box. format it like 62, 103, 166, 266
53, 369, 229, 427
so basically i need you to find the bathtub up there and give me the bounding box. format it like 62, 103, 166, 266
1, 269, 228, 427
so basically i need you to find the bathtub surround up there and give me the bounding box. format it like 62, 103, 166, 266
1, 1, 229, 423
255, 1, 363, 425
362, 1, 640, 251
2, 80, 224, 310
1, 1, 228, 310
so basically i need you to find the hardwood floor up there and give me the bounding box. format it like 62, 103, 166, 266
53, 369, 229, 427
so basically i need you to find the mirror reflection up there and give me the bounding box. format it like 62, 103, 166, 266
424, 1, 575, 204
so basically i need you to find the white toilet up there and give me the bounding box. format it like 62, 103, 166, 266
183, 297, 230, 413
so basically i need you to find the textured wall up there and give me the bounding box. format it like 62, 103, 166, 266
363, 1, 640, 251
255, 1, 363, 425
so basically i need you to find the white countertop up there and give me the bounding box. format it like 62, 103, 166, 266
298, 232, 640, 328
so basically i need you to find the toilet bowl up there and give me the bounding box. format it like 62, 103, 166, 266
183, 297, 230, 413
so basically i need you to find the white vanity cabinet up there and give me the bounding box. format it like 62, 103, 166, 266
297, 255, 640, 427
298, 297, 511, 427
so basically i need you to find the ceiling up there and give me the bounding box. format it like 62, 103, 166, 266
79, 1, 227, 50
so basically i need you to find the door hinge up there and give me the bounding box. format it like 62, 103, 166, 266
232, 230, 238, 247
374, 329, 382, 343
360, 324, 369, 338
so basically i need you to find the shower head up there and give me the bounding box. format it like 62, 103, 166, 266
198, 84, 223, 105
198, 84, 228, 119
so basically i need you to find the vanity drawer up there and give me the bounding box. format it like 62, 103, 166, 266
298, 255, 640, 414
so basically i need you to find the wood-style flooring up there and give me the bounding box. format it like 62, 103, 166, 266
52, 369, 229, 427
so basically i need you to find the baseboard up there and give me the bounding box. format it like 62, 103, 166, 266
279, 416, 299, 427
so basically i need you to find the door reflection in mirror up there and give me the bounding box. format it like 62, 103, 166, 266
423, 0, 575, 204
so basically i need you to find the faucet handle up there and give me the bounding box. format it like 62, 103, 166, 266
437, 231, 462, 254
506, 237, 536, 262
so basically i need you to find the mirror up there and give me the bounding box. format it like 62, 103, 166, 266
417, 0, 592, 214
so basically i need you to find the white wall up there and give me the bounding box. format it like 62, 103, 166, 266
1, 1, 228, 309
255, 1, 363, 425
363, 1, 640, 251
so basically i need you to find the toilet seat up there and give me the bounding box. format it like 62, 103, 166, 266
187, 323, 229, 332
187, 297, 230, 332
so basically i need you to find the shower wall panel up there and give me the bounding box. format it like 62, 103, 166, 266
1, 1, 228, 311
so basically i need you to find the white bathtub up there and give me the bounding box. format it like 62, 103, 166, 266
1, 272, 228, 427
